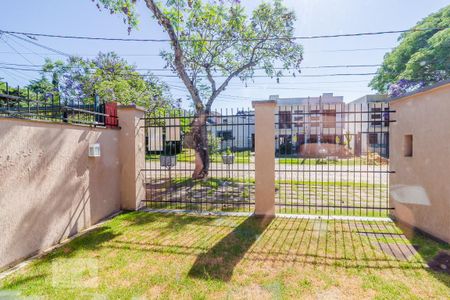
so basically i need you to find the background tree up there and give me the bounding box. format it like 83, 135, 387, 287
30, 52, 173, 109
27, 77, 54, 94
94, 0, 303, 179
370, 5, 450, 95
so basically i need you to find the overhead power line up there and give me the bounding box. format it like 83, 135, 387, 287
4, 35, 47, 60
7, 33, 70, 57
314, 47, 393, 53
0, 37, 34, 65
0, 65, 377, 78
0, 27, 447, 43
0, 47, 393, 57
0, 61, 381, 71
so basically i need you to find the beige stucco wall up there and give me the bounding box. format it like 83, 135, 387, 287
253, 101, 276, 216
117, 106, 146, 210
0, 118, 121, 269
390, 83, 450, 243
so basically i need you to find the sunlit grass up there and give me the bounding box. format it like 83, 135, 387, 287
277, 157, 389, 166
1, 212, 448, 299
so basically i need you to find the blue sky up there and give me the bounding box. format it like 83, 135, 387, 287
0, 0, 448, 110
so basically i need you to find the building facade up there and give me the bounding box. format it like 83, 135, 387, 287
346, 95, 390, 157
271, 93, 345, 156
207, 111, 255, 151
207, 93, 390, 158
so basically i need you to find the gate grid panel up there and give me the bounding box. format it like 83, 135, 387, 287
275, 102, 394, 217
143, 108, 255, 212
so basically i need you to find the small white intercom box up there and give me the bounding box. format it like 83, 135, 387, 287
88, 143, 101, 157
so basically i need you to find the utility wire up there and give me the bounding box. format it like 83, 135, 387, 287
0, 37, 34, 65
314, 47, 393, 53
0, 47, 392, 57
0, 65, 377, 78
167, 83, 370, 94
0, 61, 381, 71
0, 67, 31, 82
0, 60, 373, 84
0, 27, 447, 42
4, 35, 47, 60
7, 33, 70, 57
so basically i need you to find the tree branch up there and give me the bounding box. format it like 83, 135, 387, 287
205, 37, 268, 111
204, 64, 217, 94
143, 0, 204, 111
205, 60, 257, 111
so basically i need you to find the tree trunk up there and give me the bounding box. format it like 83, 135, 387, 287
191, 111, 210, 179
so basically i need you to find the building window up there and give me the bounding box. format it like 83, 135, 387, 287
279, 111, 292, 129
370, 107, 382, 126
368, 133, 378, 145
404, 135, 413, 157
323, 109, 337, 128
217, 131, 233, 141
293, 116, 304, 127
308, 135, 318, 144
309, 110, 320, 127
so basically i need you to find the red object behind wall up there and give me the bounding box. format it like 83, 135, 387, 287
105, 102, 119, 127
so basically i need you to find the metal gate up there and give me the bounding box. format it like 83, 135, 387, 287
275, 102, 394, 217
142, 108, 255, 212
143, 103, 393, 217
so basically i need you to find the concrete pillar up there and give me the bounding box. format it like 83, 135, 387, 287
252, 100, 276, 216
117, 105, 146, 210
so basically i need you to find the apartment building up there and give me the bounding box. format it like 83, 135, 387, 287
271, 93, 345, 155
206, 93, 389, 158
346, 95, 390, 157
207, 111, 255, 151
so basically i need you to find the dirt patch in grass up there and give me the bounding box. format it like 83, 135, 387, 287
316, 287, 344, 300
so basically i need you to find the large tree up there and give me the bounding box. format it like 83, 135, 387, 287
31, 52, 173, 109
370, 5, 450, 95
94, 0, 303, 179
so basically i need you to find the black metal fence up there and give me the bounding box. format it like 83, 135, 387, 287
142, 102, 393, 217
275, 102, 394, 217
0, 81, 118, 127
143, 108, 255, 212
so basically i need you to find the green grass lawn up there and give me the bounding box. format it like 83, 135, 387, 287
146, 176, 388, 217
1, 212, 449, 299
146, 176, 387, 216
158, 176, 386, 189
277, 157, 386, 166
147, 151, 387, 166
147, 149, 252, 164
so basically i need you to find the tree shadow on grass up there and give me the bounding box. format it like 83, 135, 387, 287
188, 215, 273, 282
34, 226, 120, 264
